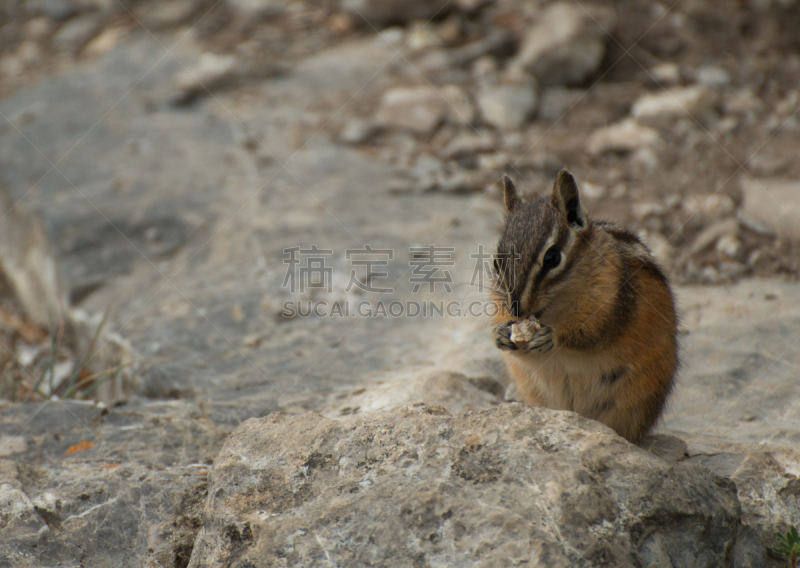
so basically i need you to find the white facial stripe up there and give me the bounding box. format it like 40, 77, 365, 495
520, 225, 560, 310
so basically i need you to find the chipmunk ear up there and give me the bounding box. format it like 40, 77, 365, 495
550, 169, 587, 230
502, 175, 522, 213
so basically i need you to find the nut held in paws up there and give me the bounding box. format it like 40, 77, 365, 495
510, 317, 541, 343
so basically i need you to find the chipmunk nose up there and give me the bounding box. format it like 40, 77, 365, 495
510, 299, 521, 318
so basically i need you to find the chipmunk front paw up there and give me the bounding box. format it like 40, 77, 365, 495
511, 318, 554, 354
492, 321, 518, 351
493, 318, 555, 353
523, 325, 554, 354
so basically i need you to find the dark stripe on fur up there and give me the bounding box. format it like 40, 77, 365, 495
596, 221, 642, 247
601, 367, 627, 385
590, 398, 615, 416
542, 225, 591, 292
610, 253, 638, 335
638, 257, 670, 288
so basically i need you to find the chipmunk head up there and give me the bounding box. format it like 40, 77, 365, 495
493, 170, 590, 322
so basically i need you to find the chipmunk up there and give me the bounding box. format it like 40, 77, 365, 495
491, 170, 678, 443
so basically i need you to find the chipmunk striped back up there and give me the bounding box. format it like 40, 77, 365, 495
491, 170, 678, 443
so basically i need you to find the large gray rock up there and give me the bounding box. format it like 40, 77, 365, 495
189, 404, 741, 568
320, 371, 504, 417
510, 2, 616, 86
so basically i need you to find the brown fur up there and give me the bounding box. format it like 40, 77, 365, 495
492, 171, 678, 443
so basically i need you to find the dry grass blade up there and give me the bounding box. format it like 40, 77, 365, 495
67, 362, 131, 400
56, 310, 110, 399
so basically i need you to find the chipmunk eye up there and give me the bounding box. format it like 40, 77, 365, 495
542, 247, 561, 270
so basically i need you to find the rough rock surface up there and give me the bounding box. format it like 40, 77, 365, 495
189, 404, 740, 568
0, 400, 233, 567
662, 280, 800, 564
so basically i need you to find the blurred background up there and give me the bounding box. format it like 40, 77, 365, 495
2, 0, 800, 565
1, 0, 799, 404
